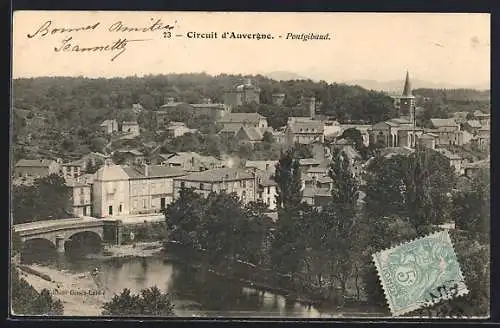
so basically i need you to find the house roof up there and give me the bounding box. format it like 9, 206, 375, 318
466, 120, 482, 128
436, 149, 462, 160
176, 167, 254, 182
122, 121, 139, 125
430, 118, 458, 128
303, 187, 330, 198
464, 158, 490, 169
117, 149, 143, 156
15, 159, 56, 168
100, 119, 117, 126
288, 121, 324, 134
219, 113, 265, 124
317, 176, 333, 184
307, 166, 329, 174
473, 110, 490, 117
340, 145, 362, 160
123, 165, 187, 179
156, 153, 175, 161
388, 118, 412, 125
95, 164, 130, 181
191, 103, 225, 109
418, 133, 437, 140
160, 102, 187, 108
238, 126, 264, 141
299, 158, 322, 166
220, 125, 243, 134
379, 147, 414, 158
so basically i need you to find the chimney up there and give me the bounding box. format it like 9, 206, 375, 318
144, 164, 149, 177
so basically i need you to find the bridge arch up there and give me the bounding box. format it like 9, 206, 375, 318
21, 238, 57, 264
64, 230, 103, 255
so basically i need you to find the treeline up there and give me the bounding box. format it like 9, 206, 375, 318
164, 147, 490, 316
12, 74, 396, 161
414, 88, 490, 103
11, 174, 71, 224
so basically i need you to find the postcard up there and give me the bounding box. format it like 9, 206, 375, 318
10, 11, 490, 319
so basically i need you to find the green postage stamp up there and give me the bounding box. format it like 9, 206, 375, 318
372, 230, 469, 317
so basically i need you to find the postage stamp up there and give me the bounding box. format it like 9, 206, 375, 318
372, 230, 469, 317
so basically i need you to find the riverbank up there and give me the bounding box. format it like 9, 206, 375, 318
18, 263, 107, 316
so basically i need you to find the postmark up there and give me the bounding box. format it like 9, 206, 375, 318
372, 230, 469, 317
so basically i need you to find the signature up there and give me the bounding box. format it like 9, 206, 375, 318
54, 36, 150, 61
26, 19, 175, 61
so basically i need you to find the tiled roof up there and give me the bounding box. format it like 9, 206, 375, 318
430, 118, 458, 128
388, 118, 412, 125
122, 121, 138, 125
219, 113, 265, 124
95, 165, 130, 181
220, 125, 243, 134
191, 103, 225, 109
299, 158, 322, 166
418, 133, 436, 140
15, 159, 56, 167
303, 187, 330, 198
160, 102, 186, 108
288, 121, 324, 134
100, 119, 117, 126
238, 126, 264, 141
464, 158, 490, 169
466, 120, 482, 128
307, 166, 329, 174
473, 110, 490, 117
117, 149, 143, 156
177, 167, 254, 182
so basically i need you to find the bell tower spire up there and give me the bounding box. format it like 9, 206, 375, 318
402, 70, 412, 97
399, 70, 416, 124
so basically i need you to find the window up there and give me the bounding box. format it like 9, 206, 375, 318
200, 183, 204, 190
242, 180, 247, 188
267, 186, 271, 194
119, 204, 122, 212
267, 197, 271, 205
180, 181, 185, 188
143, 199, 147, 208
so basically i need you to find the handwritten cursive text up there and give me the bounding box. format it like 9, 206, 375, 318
27, 20, 100, 39
108, 19, 174, 33
54, 36, 151, 61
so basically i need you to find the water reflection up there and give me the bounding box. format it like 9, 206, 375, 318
24, 251, 331, 317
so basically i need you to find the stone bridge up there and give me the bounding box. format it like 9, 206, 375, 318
14, 217, 123, 253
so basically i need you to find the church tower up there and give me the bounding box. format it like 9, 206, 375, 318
399, 71, 416, 124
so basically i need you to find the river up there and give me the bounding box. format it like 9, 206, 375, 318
19, 243, 348, 318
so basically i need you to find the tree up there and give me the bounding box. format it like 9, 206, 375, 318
164, 187, 205, 247
101, 287, 175, 316
90, 137, 108, 153
11, 267, 64, 315
12, 174, 72, 224
271, 150, 306, 273
241, 201, 274, 265
198, 192, 247, 264
262, 131, 274, 143
452, 169, 490, 234
274, 149, 303, 212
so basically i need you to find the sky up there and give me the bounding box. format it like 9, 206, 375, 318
13, 11, 490, 86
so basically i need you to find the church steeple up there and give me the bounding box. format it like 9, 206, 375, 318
402, 70, 413, 97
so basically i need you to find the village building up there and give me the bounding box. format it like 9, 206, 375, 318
60, 161, 83, 181
71, 152, 109, 173
428, 118, 464, 145
99, 119, 119, 135
66, 179, 92, 217
285, 120, 325, 145
417, 133, 437, 149
235, 125, 264, 144
115, 149, 146, 166
191, 98, 231, 119
473, 110, 491, 126
173, 167, 258, 204
163, 152, 224, 172
463, 120, 482, 135
223, 79, 261, 107
245, 160, 278, 173
435, 149, 466, 175
218, 112, 268, 131
271, 93, 286, 106
122, 165, 188, 214
165, 122, 198, 138
92, 163, 131, 218
121, 121, 140, 138
13, 159, 61, 179
463, 157, 490, 178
